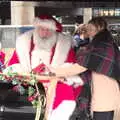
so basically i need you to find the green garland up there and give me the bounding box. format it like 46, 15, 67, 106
0, 70, 46, 120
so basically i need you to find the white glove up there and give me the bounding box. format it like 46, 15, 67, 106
65, 75, 84, 87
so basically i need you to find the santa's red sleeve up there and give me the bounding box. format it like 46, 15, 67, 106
7, 50, 20, 66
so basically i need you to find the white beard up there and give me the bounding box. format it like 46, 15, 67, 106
30, 30, 57, 68
15, 30, 72, 72
33, 29, 57, 51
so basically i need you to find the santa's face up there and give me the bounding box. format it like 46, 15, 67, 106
33, 26, 57, 51
37, 26, 54, 39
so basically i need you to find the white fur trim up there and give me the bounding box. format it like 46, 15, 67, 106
58, 63, 73, 68
65, 75, 84, 86
49, 101, 76, 120
16, 30, 33, 73
34, 17, 56, 31
118, 47, 120, 51
51, 33, 72, 67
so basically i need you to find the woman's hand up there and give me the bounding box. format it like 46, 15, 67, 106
49, 63, 87, 77
50, 67, 68, 77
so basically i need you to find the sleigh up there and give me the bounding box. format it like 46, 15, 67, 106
0, 71, 58, 120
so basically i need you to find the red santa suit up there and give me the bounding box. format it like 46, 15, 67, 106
0, 51, 5, 72
5, 16, 83, 120
0, 42, 5, 72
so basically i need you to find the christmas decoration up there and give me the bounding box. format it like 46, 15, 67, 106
0, 67, 56, 120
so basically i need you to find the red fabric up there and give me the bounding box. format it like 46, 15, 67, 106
29, 37, 35, 64
33, 63, 46, 74
7, 50, 19, 66
50, 44, 56, 64
51, 47, 82, 109
74, 86, 83, 99
32, 45, 56, 88
52, 82, 75, 109
65, 48, 76, 63
0, 51, 5, 72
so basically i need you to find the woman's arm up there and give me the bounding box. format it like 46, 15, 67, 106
50, 63, 87, 77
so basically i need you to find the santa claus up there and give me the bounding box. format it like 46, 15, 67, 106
5, 15, 83, 120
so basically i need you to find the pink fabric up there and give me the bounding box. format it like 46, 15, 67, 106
91, 72, 120, 111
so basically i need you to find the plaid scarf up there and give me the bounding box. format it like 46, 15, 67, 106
70, 29, 120, 120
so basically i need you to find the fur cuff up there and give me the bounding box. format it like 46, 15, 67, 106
49, 101, 76, 120
65, 75, 84, 87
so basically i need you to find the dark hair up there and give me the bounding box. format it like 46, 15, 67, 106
88, 17, 108, 30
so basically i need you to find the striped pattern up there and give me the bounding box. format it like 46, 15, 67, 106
70, 29, 120, 119
77, 41, 120, 81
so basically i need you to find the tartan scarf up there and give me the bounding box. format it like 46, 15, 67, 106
70, 29, 120, 120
